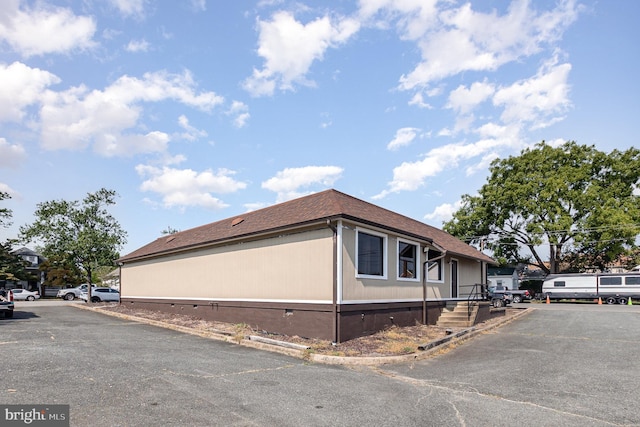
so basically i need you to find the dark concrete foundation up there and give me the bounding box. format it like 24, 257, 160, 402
120, 298, 451, 343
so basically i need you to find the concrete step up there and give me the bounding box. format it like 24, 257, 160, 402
452, 306, 478, 313
437, 302, 481, 327
440, 312, 475, 321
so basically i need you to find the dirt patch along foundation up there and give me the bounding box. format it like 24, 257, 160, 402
94, 303, 526, 358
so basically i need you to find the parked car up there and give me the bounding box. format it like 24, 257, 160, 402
488, 284, 531, 303
485, 285, 513, 308
11, 289, 40, 301
80, 287, 120, 303
0, 289, 14, 318
56, 284, 96, 301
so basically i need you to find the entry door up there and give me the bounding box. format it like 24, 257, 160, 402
451, 259, 459, 298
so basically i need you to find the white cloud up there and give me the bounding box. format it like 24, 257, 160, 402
447, 80, 495, 114
387, 127, 421, 151
262, 165, 343, 202
408, 92, 432, 109
177, 115, 208, 141
476, 122, 509, 139
108, 0, 146, 18
493, 56, 572, 128
388, 0, 579, 90
0, 182, 20, 203
0, 137, 26, 168
226, 101, 250, 128
0, 62, 59, 122
136, 164, 247, 210
0, 1, 96, 57
451, 114, 476, 134
94, 131, 170, 158
465, 152, 499, 176
424, 199, 463, 224
125, 39, 150, 52
243, 11, 360, 96
358, 0, 439, 40
39, 70, 224, 156
374, 136, 517, 199
191, 0, 207, 12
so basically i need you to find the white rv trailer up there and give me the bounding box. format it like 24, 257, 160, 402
542, 273, 640, 304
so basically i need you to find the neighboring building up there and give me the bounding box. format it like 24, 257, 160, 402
9, 247, 46, 292
102, 268, 120, 290
488, 266, 519, 290
118, 190, 495, 342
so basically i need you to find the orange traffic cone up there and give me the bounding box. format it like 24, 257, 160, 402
546, 294, 550, 304
598, 297, 602, 305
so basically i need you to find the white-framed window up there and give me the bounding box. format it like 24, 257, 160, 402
22, 255, 38, 266
356, 228, 387, 279
397, 239, 419, 281
426, 249, 444, 283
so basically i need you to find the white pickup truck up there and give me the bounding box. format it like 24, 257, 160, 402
56, 284, 96, 301
0, 289, 14, 318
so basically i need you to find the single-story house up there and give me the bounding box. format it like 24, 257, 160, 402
487, 267, 519, 290
118, 189, 496, 342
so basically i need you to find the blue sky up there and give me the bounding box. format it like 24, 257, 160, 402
0, 0, 638, 257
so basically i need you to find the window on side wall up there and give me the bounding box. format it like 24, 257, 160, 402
426, 249, 443, 283
356, 228, 387, 279
398, 240, 419, 281
625, 276, 640, 285
600, 277, 622, 286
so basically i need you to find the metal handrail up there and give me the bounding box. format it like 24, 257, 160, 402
465, 283, 486, 320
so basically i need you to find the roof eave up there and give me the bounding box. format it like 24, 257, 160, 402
119, 216, 343, 264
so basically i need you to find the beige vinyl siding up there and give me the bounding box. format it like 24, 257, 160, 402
455, 257, 483, 297
340, 225, 424, 302
339, 224, 485, 301
122, 227, 334, 301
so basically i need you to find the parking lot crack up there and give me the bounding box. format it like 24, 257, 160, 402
162, 364, 297, 380
370, 367, 621, 426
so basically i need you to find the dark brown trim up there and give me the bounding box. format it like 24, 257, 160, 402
122, 298, 336, 340
121, 298, 448, 342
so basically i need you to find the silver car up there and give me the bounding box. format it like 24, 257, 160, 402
11, 289, 40, 301
80, 287, 120, 303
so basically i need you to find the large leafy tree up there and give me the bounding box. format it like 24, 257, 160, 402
38, 254, 84, 288
0, 192, 28, 284
20, 189, 127, 299
444, 141, 640, 274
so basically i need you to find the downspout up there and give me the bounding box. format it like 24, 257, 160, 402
423, 248, 447, 325
326, 220, 341, 344
118, 262, 123, 304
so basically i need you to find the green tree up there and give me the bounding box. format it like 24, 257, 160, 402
0, 193, 27, 285
444, 141, 640, 274
0, 191, 12, 228
38, 254, 84, 288
20, 189, 128, 300
0, 240, 28, 283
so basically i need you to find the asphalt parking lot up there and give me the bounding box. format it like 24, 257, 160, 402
2, 301, 639, 426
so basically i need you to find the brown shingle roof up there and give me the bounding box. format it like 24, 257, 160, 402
119, 189, 495, 264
